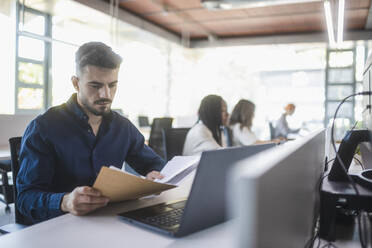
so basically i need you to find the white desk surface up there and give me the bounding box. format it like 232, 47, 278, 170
0, 169, 362, 248
0, 174, 235, 248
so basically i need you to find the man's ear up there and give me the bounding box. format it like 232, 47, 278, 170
71, 76, 79, 91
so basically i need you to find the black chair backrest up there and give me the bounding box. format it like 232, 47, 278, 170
269, 122, 275, 140
9, 136, 27, 225
162, 128, 190, 161
148, 117, 173, 159
138, 116, 150, 127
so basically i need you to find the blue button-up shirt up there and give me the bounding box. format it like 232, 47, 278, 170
17, 94, 165, 224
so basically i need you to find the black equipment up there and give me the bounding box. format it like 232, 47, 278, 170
319, 130, 372, 241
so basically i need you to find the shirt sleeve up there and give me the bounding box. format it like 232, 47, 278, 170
275, 115, 290, 137
235, 127, 257, 146
125, 124, 166, 176
275, 115, 300, 137
183, 124, 221, 156
17, 120, 65, 224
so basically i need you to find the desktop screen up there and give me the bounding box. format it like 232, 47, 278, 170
228, 129, 325, 248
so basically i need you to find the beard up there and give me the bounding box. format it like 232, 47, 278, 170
80, 96, 112, 116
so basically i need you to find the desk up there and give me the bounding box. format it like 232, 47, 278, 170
0, 169, 363, 248
0, 173, 235, 248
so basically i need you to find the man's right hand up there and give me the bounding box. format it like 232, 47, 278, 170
60, 186, 109, 216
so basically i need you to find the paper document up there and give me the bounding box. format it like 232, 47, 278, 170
156, 155, 201, 185
93, 166, 176, 202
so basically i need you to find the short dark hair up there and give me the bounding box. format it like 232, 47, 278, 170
198, 94, 224, 145
75, 42, 122, 76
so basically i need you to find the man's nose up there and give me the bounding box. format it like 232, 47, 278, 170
99, 85, 111, 99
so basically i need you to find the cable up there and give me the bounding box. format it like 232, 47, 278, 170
349, 119, 365, 170
305, 158, 336, 248
349, 120, 369, 246
330, 91, 372, 248
320, 242, 338, 248
316, 236, 321, 248
353, 156, 365, 170
330, 92, 362, 196
318, 158, 335, 193
305, 232, 319, 248
350, 120, 359, 132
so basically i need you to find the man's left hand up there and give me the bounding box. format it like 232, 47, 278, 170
146, 171, 164, 181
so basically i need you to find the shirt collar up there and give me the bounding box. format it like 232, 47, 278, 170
66, 93, 114, 124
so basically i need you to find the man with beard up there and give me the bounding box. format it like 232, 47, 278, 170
17, 42, 165, 224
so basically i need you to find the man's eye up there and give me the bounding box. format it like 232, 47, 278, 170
91, 85, 100, 89
109, 84, 117, 88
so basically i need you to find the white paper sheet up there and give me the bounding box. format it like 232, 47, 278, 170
155, 155, 201, 184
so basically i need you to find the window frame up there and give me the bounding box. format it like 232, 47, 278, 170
15, 3, 52, 114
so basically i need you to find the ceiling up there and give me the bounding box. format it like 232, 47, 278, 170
74, 0, 372, 47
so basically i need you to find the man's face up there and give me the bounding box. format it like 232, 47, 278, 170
73, 65, 119, 116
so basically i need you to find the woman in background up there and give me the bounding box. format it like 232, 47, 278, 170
230, 99, 280, 146
182, 94, 229, 156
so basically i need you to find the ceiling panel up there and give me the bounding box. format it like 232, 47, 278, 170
118, 0, 163, 14
98, 0, 371, 44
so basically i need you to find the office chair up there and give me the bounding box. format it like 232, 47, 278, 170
148, 117, 173, 159
0, 137, 28, 234
162, 128, 190, 161
0, 159, 13, 213
138, 116, 150, 127
269, 122, 276, 140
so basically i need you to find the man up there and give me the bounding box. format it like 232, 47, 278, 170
274, 103, 300, 139
17, 42, 165, 224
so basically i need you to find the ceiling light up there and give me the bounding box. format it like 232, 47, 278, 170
324, 0, 336, 48
201, 0, 321, 10
337, 0, 345, 45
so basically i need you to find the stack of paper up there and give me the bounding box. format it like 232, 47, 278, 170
156, 155, 201, 185
93, 167, 176, 202
92, 155, 200, 202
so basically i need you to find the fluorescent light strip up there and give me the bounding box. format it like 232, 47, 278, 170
215, 0, 322, 9
337, 0, 345, 45
324, 0, 336, 47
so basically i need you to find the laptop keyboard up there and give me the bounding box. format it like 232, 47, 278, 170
144, 208, 184, 227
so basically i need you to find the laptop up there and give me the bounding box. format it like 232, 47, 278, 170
118, 143, 276, 237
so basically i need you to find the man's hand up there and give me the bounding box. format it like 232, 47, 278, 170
146, 171, 164, 181
60, 186, 109, 216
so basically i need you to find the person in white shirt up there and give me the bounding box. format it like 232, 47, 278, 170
182, 95, 229, 156
274, 103, 300, 139
230, 99, 280, 146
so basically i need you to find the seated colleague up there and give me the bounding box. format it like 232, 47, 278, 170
274, 103, 300, 139
17, 42, 165, 224
182, 95, 229, 156
230, 99, 280, 146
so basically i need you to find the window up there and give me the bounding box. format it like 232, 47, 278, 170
15, 4, 51, 114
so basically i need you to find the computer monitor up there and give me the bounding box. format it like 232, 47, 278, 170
228, 129, 325, 248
